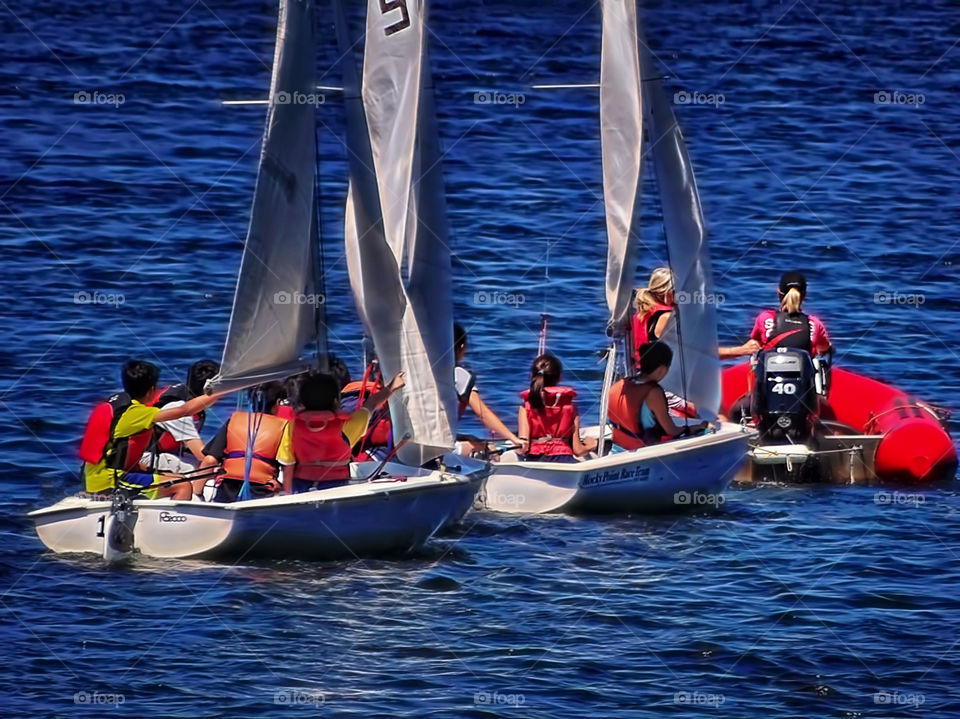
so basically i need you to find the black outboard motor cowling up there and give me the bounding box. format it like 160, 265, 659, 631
752, 348, 818, 441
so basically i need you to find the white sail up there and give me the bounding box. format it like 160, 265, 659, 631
208, 0, 320, 395
341, 0, 457, 465
639, 48, 721, 419
600, 0, 643, 333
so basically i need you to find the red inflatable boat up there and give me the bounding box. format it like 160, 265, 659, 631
722, 361, 957, 484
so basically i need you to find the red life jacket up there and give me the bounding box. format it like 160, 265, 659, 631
78, 392, 155, 470
222, 411, 288, 484
633, 302, 674, 363
275, 402, 295, 421
521, 386, 577, 456
341, 379, 391, 447
292, 410, 353, 482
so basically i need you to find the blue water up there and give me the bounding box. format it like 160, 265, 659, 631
2, 0, 959, 716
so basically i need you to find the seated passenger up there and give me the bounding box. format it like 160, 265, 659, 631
284, 370, 404, 494
719, 270, 832, 358
608, 342, 710, 450
454, 323, 523, 453
632, 266, 676, 361
199, 382, 290, 502
78, 359, 222, 500
518, 354, 597, 462
140, 359, 220, 474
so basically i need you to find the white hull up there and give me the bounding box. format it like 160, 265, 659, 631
483, 422, 755, 514
30, 457, 487, 560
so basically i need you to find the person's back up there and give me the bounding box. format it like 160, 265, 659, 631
286, 370, 404, 493
518, 354, 595, 462
80, 359, 220, 500
632, 267, 676, 366
201, 381, 289, 502
609, 342, 709, 450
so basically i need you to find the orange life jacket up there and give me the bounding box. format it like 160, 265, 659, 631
607, 379, 663, 450
632, 302, 674, 363
341, 379, 391, 447
521, 386, 577, 456
222, 411, 288, 483
292, 410, 353, 482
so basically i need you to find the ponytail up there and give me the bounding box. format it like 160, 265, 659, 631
780, 287, 803, 313
528, 373, 546, 411
528, 353, 562, 410
634, 266, 674, 315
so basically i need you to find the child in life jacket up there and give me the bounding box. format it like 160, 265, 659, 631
283, 370, 404, 493
518, 354, 597, 462
607, 342, 710, 449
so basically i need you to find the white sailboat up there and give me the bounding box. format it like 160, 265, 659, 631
482, 0, 755, 514
30, 0, 485, 560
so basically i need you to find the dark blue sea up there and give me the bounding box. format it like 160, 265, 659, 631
2, 0, 959, 716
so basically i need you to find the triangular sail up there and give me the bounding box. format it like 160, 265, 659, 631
600, 0, 643, 334
639, 47, 721, 419
208, 0, 320, 395
340, 0, 456, 465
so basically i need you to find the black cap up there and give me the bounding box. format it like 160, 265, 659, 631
779, 270, 807, 296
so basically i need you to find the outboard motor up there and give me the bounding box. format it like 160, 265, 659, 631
752, 348, 818, 441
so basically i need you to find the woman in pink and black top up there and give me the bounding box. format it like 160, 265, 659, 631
719, 271, 831, 358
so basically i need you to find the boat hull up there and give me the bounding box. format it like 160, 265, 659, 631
483, 422, 754, 514
29, 461, 487, 560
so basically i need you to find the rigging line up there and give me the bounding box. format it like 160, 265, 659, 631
313, 79, 329, 372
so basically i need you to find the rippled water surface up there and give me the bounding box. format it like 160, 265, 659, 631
2, 0, 959, 716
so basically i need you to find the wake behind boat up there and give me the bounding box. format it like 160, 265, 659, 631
483, 0, 754, 515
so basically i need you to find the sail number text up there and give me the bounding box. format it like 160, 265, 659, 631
380, 0, 410, 36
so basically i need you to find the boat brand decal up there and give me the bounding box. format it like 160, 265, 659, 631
580, 465, 651, 488
380, 0, 410, 36
158, 511, 187, 523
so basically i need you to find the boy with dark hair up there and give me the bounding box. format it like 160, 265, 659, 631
79, 359, 222, 499
141, 359, 221, 473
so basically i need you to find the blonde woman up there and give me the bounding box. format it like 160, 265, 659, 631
719, 271, 831, 358
631, 267, 675, 366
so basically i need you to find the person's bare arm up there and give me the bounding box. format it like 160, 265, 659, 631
363, 372, 405, 413
183, 438, 205, 462
718, 339, 761, 359
517, 406, 530, 454
571, 414, 597, 456
648, 388, 708, 437
155, 393, 221, 423
469, 391, 522, 444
